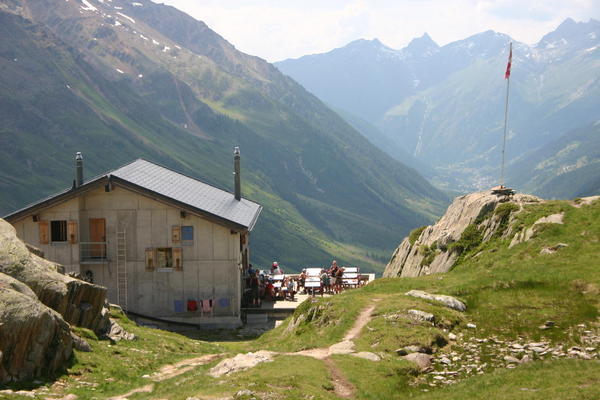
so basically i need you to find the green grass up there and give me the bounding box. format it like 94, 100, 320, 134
4, 199, 598, 399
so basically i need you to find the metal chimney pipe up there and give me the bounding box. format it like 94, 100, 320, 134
75, 152, 84, 188
234, 147, 241, 201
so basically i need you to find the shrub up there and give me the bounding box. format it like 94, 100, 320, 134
448, 223, 483, 255
408, 226, 427, 245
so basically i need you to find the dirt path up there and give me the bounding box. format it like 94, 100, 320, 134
107, 354, 222, 399
324, 357, 355, 398
107, 384, 154, 400
292, 298, 381, 360
151, 354, 222, 381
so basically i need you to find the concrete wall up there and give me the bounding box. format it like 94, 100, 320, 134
11, 185, 244, 318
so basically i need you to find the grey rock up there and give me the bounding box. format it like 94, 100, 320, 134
504, 356, 520, 363
0, 219, 108, 333
403, 353, 433, 371
385, 191, 540, 277
466, 323, 476, 329
407, 309, 435, 323
405, 290, 467, 312
71, 333, 92, 352
0, 275, 73, 384
105, 319, 136, 341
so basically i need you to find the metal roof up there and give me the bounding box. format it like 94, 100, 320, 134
4, 159, 262, 231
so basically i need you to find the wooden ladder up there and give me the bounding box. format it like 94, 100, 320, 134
116, 229, 128, 311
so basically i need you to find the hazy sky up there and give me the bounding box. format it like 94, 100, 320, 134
156, 0, 599, 62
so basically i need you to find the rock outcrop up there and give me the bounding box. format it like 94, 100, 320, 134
0, 218, 113, 383
384, 190, 541, 277
0, 273, 73, 383
0, 219, 108, 332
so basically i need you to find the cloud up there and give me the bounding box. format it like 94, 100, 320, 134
156, 0, 599, 61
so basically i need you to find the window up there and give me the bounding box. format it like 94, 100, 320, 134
50, 220, 67, 242
156, 248, 173, 268
181, 226, 194, 242
146, 247, 182, 271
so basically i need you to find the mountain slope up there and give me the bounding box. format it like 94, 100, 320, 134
508, 121, 600, 199
0, 0, 448, 272
276, 19, 600, 191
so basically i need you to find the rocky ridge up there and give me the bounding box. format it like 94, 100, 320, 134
0, 218, 121, 384
384, 190, 542, 277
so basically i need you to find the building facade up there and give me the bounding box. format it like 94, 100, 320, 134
4, 154, 261, 327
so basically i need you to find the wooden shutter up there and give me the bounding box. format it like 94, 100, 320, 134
173, 247, 182, 271
39, 221, 49, 245
145, 248, 156, 271
171, 225, 181, 243
68, 221, 78, 244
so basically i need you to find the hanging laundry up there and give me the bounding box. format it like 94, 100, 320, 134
201, 299, 213, 313
218, 297, 230, 308
187, 299, 198, 312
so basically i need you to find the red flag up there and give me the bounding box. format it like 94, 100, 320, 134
504, 43, 512, 79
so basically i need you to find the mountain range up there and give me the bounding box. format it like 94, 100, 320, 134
0, 0, 449, 272
276, 18, 600, 197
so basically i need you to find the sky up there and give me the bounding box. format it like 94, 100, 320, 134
156, 0, 600, 62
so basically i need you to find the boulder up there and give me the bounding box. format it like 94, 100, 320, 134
403, 353, 432, 371
407, 309, 435, 323
0, 219, 108, 332
405, 290, 467, 312
384, 190, 540, 277
0, 273, 73, 384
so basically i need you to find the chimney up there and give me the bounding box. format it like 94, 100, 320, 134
75, 152, 84, 188
234, 147, 241, 201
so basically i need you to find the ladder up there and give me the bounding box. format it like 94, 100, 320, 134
116, 229, 128, 311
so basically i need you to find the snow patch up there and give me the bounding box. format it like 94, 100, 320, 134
114, 20, 121, 26
138, 74, 143, 78
114, 6, 122, 9
589, 32, 597, 40
585, 46, 598, 52
140, 34, 148, 40
115, 68, 124, 74
175, 45, 181, 50
116, 12, 135, 23
162, 46, 170, 52
132, 2, 143, 6
81, 0, 97, 11
152, 39, 160, 45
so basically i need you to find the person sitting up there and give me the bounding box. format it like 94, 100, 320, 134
286, 277, 296, 301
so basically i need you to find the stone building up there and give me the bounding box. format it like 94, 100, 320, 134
3, 150, 261, 327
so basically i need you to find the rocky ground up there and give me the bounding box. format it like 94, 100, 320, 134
413, 321, 600, 390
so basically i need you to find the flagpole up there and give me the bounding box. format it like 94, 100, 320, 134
500, 42, 512, 188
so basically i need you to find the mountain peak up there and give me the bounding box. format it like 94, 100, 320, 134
403, 32, 439, 57
537, 17, 600, 48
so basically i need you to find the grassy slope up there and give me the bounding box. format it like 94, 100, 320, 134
508, 122, 600, 199
4, 197, 597, 399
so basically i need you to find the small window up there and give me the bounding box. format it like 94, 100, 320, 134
156, 248, 173, 268
181, 226, 194, 242
50, 220, 67, 242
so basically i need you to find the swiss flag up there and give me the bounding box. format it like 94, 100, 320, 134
505, 43, 512, 79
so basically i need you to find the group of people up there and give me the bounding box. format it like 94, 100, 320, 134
245, 260, 356, 307
246, 262, 298, 307
298, 260, 346, 295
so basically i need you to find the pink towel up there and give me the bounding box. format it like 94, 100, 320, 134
201, 299, 213, 313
